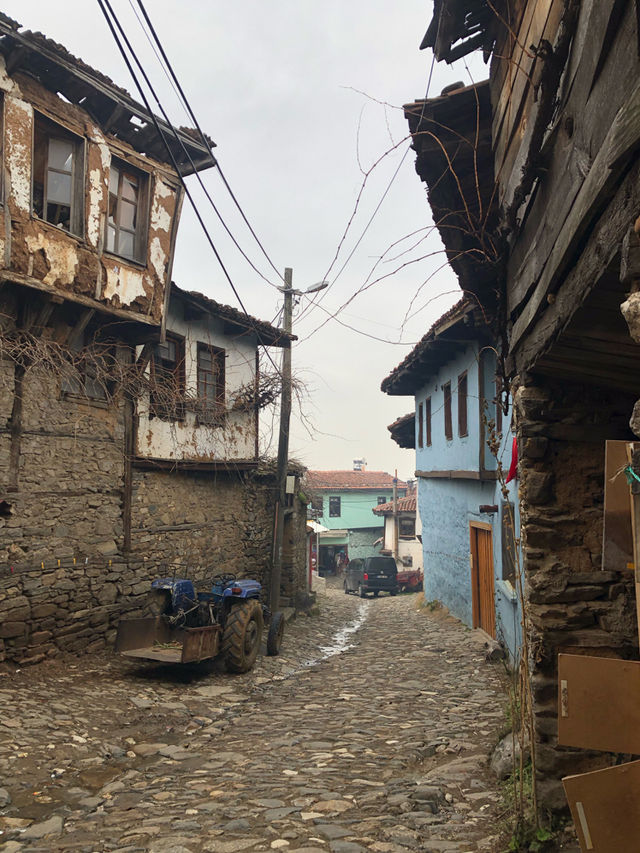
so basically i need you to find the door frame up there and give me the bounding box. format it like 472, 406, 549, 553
469, 521, 496, 637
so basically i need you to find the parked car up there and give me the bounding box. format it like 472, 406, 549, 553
344, 556, 398, 597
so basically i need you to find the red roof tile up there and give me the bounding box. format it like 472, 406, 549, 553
372, 495, 417, 515
306, 470, 408, 491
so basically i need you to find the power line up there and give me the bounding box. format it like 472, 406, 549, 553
95, 0, 283, 376
130, 0, 284, 286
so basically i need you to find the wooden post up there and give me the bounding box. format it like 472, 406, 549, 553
269, 268, 293, 613
627, 445, 640, 650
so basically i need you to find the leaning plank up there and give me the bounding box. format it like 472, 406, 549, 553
563, 759, 640, 852
510, 79, 640, 351
558, 654, 640, 754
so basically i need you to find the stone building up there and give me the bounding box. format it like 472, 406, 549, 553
410, 0, 640, 827
0, 16, 306, 666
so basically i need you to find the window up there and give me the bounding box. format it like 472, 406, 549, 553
501, 501, 516, 585
61, 331, 112, 402
399, 517, 416, 538
329, 496, 341, 517
196, 343, 225, 425
150, 334, 185, 420
377, 496, 387, 505
107, 160, 147, 262
425, 397, 432, 447
418, 402, 424, 448
33, 116, 83, 235
458, 371, 468, 437
443, 382, 452, 440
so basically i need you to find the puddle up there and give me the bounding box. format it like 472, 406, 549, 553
302, 600, 370, 669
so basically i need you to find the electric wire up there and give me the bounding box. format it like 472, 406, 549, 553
95, 0, 283, 376
131, 0, 284, 285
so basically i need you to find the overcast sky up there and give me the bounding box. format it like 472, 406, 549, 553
6, 2, 486, 480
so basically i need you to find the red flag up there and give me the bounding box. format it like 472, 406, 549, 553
505, 436, 518, 483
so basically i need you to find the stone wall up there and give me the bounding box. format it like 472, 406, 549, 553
515, 374, 639, 811
0, 355, 308, 665
130, 466, 307, 604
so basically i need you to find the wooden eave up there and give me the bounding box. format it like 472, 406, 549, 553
1, 269, 160, 342
171, 284, 292, 348
388, 412, 416, 449
0, 18, 215, 176
404, 80, 499, 299
381, 299, 489, 396
421, 0, 496, 63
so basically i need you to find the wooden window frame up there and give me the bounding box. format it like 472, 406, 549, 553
32, 113, 85, 237
106, 158, 149, 264
418, 401, 424, 448
458, 371, 468, 437
329, 496, 341, 518
149, 333, 185, 421
425, 396, 432, 447
195, 342, 226, 426
443, 382, 452, 441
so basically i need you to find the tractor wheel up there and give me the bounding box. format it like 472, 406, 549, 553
222, 599, 263, 673
147, 588, 171, 617
267, 611, 285, 656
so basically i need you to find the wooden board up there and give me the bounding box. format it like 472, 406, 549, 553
558, 654, 640, 754
563, 759, 640, 852
602, 440, 639, 571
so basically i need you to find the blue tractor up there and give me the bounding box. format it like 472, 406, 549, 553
116, 572, 285, 672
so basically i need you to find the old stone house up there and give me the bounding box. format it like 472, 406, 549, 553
0, 16, 306, 666
412, 0, 640, 830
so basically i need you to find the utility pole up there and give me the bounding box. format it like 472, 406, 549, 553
392, 469, 398, 560
270, 267, 293, 613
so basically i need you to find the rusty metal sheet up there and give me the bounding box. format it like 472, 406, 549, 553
181, 625, 221, 663
115, 617, 174, 653
563, 759, 640, 852
558, 654, 640, 754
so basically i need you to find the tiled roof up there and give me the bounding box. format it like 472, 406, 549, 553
381, 297, 492, 396
373, 495, 417, 515
306, 471, 408, 491
388, 412, 415, 449
171, 283, 291, 347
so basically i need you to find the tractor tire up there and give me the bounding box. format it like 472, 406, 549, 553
222, 599, 263, 673
267, 611, 285, 656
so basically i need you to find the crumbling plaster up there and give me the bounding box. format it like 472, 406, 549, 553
136, 306, 259, 462
2, 68, 180, 322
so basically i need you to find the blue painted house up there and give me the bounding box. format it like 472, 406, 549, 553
306, 468, 407, 572
382, 298, 521, 660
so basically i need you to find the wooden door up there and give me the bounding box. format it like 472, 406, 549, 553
470, 523, 496, 637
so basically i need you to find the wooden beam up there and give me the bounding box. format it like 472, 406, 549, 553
415, 469, 497, 481
0, 269, 159, 328
510, 79, 640, 353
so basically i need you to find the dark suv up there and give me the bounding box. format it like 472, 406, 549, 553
344, 556, 398, 597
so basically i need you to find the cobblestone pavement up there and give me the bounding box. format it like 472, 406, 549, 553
0, 583, 509, 852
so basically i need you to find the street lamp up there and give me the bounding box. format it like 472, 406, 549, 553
270, 270, 329, 612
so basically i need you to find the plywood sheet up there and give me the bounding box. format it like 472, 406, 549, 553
558, 654, 640, 754
602, 440, 638, 571
563, 759, 640, 852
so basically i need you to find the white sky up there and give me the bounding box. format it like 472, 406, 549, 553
6, 2, 487, 481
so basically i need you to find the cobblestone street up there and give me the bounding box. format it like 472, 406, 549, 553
0, 585, 508, 853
